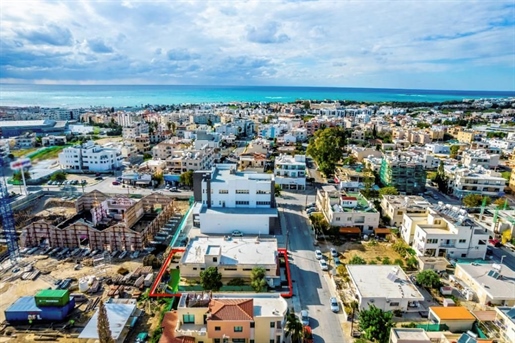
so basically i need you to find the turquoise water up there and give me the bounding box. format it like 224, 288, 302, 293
0, 84, 513, 108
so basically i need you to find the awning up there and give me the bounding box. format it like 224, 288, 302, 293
136, 180, 151, 185
339, 227, 361, 234
374, 228, 391, 235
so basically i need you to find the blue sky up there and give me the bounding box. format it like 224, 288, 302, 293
1, 0, 514, 91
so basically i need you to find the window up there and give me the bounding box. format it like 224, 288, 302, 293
389, 302, 400, 307
214, 339, 221, 343
256, 190, 269, 194
224, 268, 237, 271
479, 240, 486, 245
234, 326, 243, 332
397, 211, 403, 215
250, 340, 255, 343
182, 314, 194, 324
427, 239, 438, 244
256, 201, 271, 205
270, 321, 275, 328
250, 322, 255, 328
219, 189, 228, 194
236, 201, 250, 205
214, 326, 221, 331
270, 340, 275, 343
193, 267, 197, 270
459, 239, 466, 243
461, 254, 467, 257
236, 189, 249, 194
213, 257, 218, 262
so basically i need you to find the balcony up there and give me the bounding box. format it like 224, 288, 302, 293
175, 323, 207, 336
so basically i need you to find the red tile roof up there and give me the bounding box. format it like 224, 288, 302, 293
341, 196, 357, 200
208, 298, 254, 321
159, 311, 195, 343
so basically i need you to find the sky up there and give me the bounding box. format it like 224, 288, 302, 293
1, 0, 514, 91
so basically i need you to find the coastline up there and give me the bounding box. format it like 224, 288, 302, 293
1, 84, 514, 109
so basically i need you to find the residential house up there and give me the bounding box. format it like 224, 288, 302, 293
41, 135, 67, 146
381, 195, 430, 227
462, 150, 500, 169
389, 328, 431, 343
428, 307, 475, 333
445, 165, 506, 198
14, 133, 37, 149
274, 154, 306, 190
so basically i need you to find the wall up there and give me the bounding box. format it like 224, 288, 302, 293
359, 296, 411, 312
199, 213, 273, 235
254, 315, 285, 343
206, 320, 251, 341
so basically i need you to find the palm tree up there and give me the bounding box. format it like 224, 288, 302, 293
285, 309, 304, 343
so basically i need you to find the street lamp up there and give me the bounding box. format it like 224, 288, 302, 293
501, 255, 506, 265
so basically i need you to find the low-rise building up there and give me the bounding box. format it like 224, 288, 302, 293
193, 164, 279, 235
58, 140, 124, 173
274, 154, 306, 190
317, 185, 379, 234
160, 293, 288, 343
14, 133, 37, 149
457, 130, 477, 144
428, 306, 476, 333
462, 149, 500, 169
179, 236, 279, 284
380, 195, 430, 228
405, 204, 489, 259
351, 147, 383, 162
346, 265, 424, 312
389, 328, 431, 343
41, 135, 67, 147
495, 307, 515, 343
454, 262, 515, 306
446, 166, 506, 198
167, 147, 219, 174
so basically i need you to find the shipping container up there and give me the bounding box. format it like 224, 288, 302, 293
5, 296, 75, 322
35, 289, 70, 307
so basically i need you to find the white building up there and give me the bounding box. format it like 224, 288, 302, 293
381, 195, 430, 228
59, 140, 124, 172
404, 204, 489, 259
346, 265, 424, 312
122, 121, 149, 139
462, 149, 500, 169
455, 262, 515, 306
193, 164, 279, 235
0, 139, 11, 159
446, 165, 506, 198
488, 138, 515, 153
179, 236, 279, 285
495, 307, 515, 343
274, 154, 306, 190
316, 185, 379, 234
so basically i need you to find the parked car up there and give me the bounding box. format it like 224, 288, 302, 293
95, 176, 103, 181
112, 181, 120, 185
231, 230, 243, 237
136, 332, 148, 343
334, 257, 341, 266
170, 187, 178, 192
330, 297, 339, 313
300, 310, 309, 326
306, 208, 318, 215
306, 202, 316, 209
319, 259, 329, 271
489, 239, 502, 248
315, 250, 323, 260
330, 248, 338, 258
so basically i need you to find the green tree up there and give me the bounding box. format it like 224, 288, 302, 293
462, 194, 490, 208
250, 267, 267, 292
416, 270, 441, 288
361, 167, 377, 198
432, 160, 449, 193
307, 127, 348, 176
285, 309, 304, 343
152, 171, 164, 186
309, 213, 329, 233
379, 186, 399, 197
179, 170, 194, 188
406, 256, 418, 270
97, 300, 115, 343
393, 258, 404, 268
358, 305, 394, 343
274, 184, 282, 197
348, 255, 367, 265
342, 155, 357, 166
494, 197, 510, 210
382, 257, 392, 265
200, 267, 223, 291
449, 145, 460, 158
12, 170, 31, 183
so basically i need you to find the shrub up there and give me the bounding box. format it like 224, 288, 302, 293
227, 278, 246, 286
117, 267, 129, 275
382, 257, 391, 265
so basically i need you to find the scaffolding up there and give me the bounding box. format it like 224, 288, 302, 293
0, 159, 19, 263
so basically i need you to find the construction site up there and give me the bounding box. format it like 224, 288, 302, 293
18, 190, 177, 251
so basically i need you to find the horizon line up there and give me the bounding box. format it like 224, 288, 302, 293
1, 83, 515, 94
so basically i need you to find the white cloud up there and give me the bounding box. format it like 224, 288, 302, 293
0, 0, 513, 90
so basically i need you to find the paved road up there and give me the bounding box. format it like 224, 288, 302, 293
490, 245, 515, 271
278, 190, 346, 343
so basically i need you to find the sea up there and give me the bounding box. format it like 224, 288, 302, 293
0, 84, 514, 109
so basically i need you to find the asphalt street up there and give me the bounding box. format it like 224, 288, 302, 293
278, 190, 346, 343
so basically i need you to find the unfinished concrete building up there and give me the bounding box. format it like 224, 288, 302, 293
20, 190, 176, 251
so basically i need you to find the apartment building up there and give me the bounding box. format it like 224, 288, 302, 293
408, 131, 431, 145
167, 147, 219, 174
161, 293, 288, 343
58, 140, 124, 172
425, 144, 450, 155
179, 236, 279, 283
41, 135, 67, 147
488, 138, 515, 152
239, 153, 268, 172
195, 131, 222, 149
462, 149, 500, 169
193, 164, 278, 235
14, 133, 37, 149
274, 154, 306, 190
495, 307, 515, 343
116, 112, 134, 127
125, 136, 151, 154
445, 166, 506, 198
379, 156, 427, 195
152, 140, 178, 160
457, 130, 477, 144
122, 121, 149, 139
0, 139, 10, 159
380, 195, 430, 228
351, 147, 382, 162
316, 185, 379, 234
404, 204, 489, 259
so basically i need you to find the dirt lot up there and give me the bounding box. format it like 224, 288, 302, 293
329, 240, 404, 264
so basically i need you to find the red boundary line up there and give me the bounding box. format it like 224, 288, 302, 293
149, 248, 293, 299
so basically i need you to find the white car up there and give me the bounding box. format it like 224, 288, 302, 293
300, 310, 309, 326
330, 297, 339, 313
330, 248, 338, 257
319, 259, 329, 271
315, 250, 323, 260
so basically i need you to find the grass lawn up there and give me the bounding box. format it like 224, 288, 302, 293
28, 145, 68, 162
167, 269, 180, 293
11, 148, 38, 158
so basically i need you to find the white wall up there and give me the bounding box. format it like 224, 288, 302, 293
199, 213, 272, 235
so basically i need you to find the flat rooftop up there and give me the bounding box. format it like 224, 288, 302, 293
456, 263, 515, 300
383, 195, 430, 209
347, 265, 424, 300
182, 236, 278, 266
392, 328, 431, 342
78, 303, 136, 340
199, 207, 278, 216
212, 165, 273, 183
430, 306, 475, 320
